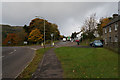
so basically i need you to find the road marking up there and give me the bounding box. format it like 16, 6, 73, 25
9, 52, 13, 54
15, 50, 36, 79
30, 48, 37, 50
9, 49, 16, 54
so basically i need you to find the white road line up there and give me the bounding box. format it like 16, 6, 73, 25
15, 50, 36, 79
9, 52, 13, 54
25, 47, 37, 50
9, 49, 16, 55
30, 48, 37, 50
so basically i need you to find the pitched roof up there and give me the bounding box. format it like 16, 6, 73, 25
103, 15, 120, 28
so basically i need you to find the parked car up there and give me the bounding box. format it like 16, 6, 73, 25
63, 38, 66, 42
90, 42, 93, 46
90, 40, 103, 47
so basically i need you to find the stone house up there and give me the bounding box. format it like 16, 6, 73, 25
103, 14, 119, 50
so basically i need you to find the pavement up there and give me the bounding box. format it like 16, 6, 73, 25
31, 48, 63, 79
31, 41, 76, 79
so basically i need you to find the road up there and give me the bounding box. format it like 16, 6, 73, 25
2, 41, 75, 79
2, 46, 36, 78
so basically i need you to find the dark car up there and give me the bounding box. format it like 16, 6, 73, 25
90, 40, 103, 47
90, 42, 93, 46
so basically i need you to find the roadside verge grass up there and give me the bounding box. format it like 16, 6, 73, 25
16, 47, 51, 79
55, 47, 119, 78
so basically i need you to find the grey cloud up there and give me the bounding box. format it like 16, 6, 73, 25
2, 2, 118, 36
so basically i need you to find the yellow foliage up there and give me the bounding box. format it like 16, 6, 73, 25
28, 28, 43, 42
100, 18, 111, 28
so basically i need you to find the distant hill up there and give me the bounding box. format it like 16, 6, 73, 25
2, 24, 24, 42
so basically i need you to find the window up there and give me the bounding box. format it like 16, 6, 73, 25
115, 23, 118, 31
105, 38, 107, 44
109, 26, 111, 32
109, 37, 111, 42
105, 28, 107, 33
114, 36, 118, 42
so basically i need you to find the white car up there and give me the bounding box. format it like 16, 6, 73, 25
63, 38, 66, 42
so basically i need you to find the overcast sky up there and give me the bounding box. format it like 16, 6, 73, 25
1, 2, 118, 36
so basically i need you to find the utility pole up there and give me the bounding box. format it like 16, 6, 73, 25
35, 16, 45, 49
43, 19, 45, 49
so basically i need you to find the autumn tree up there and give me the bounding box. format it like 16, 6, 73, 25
23, 25, 30, 34
3, 33, 17, 45
81, 13, 97, 40
28, 28, 43, 44
100, 17, 112, 28
15, 30, 27, 45
3, 30, 27, 46
2, 24, 28, 46
29, 18, 45, 33
51, 24, 60, 40
84, 13, 97, 33
97, 17, 111, 36
60, 35, 64, 39
80, 26, 86, 33
29, 18, 60, 41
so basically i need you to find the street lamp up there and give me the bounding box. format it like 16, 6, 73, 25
35, 16, 45, 49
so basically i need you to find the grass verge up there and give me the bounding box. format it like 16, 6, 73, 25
55, 47, 119, 78
16, 47, 51, 79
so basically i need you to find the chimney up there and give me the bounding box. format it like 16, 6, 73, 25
113, 14, 118, 18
